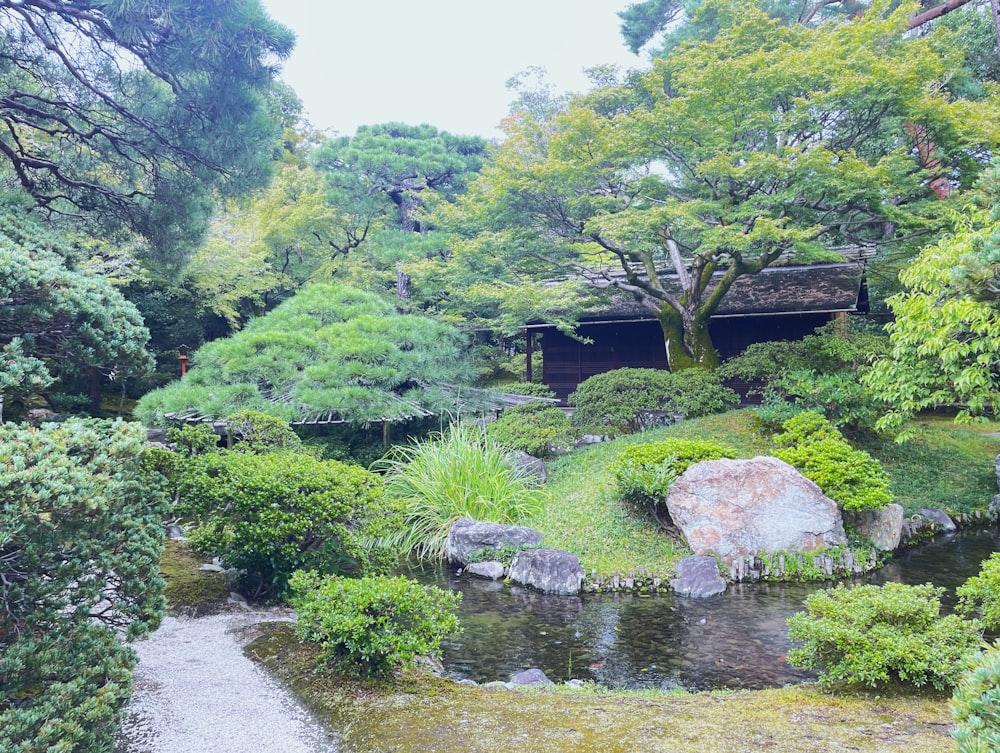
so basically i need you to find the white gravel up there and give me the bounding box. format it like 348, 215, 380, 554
115, 610, 338, 753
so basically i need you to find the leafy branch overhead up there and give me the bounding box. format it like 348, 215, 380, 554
0, 0, 295, 249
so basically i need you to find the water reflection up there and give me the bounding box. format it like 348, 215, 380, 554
412, 527, 1000, 690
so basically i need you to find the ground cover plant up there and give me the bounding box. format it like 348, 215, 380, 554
375, 422, 548, 560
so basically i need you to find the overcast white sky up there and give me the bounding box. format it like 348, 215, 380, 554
259, 1, 646, 139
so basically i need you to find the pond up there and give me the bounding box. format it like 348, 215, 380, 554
412, 527, 1000, 691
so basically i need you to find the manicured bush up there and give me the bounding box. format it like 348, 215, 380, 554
957, 552, 1000, 632
290, 571, 461, 678
952, 642, 1000, 753
786, 582, 981, 690
665, 367, 739, 419
498, 382, 557, 398
374, 422, 547, 560
488, 401, 574, 457
226, 409, 303, 454
0, 419, 168, 753
773, 411, 891, 511
177, 451, 398, 599
570, 367, 737, 435
570, 367, 676, 435
612, 438, 737, 523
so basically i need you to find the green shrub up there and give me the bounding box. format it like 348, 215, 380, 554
612, 438, 737, 521
570, 367, 737, 435
0, 420, 168, 753
498, 382, 557, 398
952, 642, 1000, 753
786, 582, 981, 690
770, 369, 884, 435
569, 368, 678, 435
374, 422, 547, 560
665, 368, 739, 419
957, 552, 1000, 632
167, 422, 220, 455
225, 409, 303, 454
290, 571, 461, 678
488, 401, 574, 457
773, 411, 891, 511
177, 451, 398, 599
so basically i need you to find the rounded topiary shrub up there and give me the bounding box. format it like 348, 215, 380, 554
569, 368, 676, 435
952, 642, 1000, 753
665, 367, 739, 418
612, 438, 737, 524
177, 451, 398, 599
488, 401, 574, 458
786, 582, 980, 690
772, 411, 891, 511
290, 571, 461, 678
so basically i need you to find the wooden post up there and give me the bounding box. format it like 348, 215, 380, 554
525, 330, 533, 383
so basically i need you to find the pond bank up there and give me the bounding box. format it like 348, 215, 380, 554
248, 622, 955, 753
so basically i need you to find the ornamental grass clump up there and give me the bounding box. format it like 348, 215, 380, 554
375, 422, 547, 560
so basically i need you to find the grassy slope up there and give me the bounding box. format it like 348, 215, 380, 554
528, 409, 1000, 579
249, 622, 954, 753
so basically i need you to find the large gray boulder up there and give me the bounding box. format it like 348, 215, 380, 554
508, 548, 585, 595
665, 456, 846, 566
445, 518, 543, 567
671, 555, 727, 598
844, 503, 904, 551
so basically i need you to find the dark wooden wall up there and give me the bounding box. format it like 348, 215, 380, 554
540, 313, 833, 400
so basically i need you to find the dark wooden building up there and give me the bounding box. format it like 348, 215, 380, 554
529, 263, 866, 400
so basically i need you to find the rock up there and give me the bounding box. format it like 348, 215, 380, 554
671, 555, 727, 598
665, 456, 846, 566
510, 668, 553, 686
199, 563, 226, 573
165, 524, 187, 540
844, 503, 904, 551
915, 508, 957, 533
445, 518, 542, 567
513, 451, 547, 483
146, 426, 168, 442
564, 678, 586, 688
508, 548, 585, 595
901, 509, 955, 545
25, 408, 57, 425
465, 561, 505, 580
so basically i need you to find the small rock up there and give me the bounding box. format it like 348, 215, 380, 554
465, 561, 505, 580
199, 563, 226, 573
915, 508, 957, 533
508, 548, 585, 595
510, 668, 553, 686
564, 678, 585, 688
670, 555, 727, 598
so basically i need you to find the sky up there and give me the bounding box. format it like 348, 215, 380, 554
258, 1, 646, 139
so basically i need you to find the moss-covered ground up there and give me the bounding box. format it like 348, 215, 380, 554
247, 622, 954, 753
159, 538, 231, 615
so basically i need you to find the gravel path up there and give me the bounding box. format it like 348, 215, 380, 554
115, 609, 338, 753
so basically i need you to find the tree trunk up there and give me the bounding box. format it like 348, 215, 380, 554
656, 306, 698, 371
687, 314, 720, 369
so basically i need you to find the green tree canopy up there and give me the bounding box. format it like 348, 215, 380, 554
443, 0, 998, 369
135, 283, 474, 425
865, 161, 1000, 435
0, 208, 153, 418
0, 0, 295, 254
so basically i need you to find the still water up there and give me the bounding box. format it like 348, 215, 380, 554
413, 527, 1000, 691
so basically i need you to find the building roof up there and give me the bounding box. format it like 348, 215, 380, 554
530, 262, 865, 326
